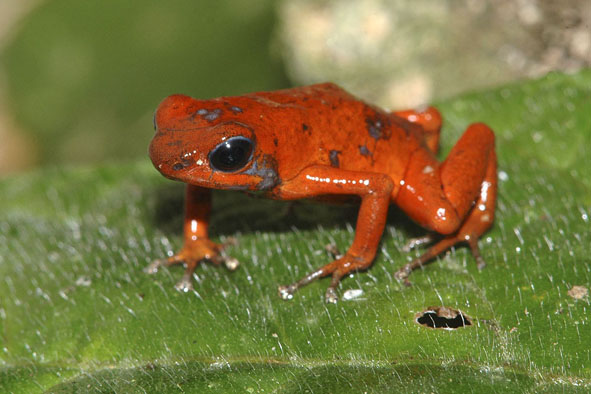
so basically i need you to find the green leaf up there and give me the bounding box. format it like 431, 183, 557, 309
1, 70, 590, 392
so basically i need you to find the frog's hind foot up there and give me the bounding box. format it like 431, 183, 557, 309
466, 237, 487, 270
394, 236, 462, 284
402, 234, 437, 252
394, 234, 489, 285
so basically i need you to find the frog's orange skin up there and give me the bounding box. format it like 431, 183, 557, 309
147, 83, 497, 303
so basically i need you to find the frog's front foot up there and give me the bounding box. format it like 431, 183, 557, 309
146, 238, 239, 291
144, 259, 164, 274
278, 253, 369, 303
393, 265, 414, 287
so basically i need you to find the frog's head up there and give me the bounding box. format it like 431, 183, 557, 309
149, 94, 280, 191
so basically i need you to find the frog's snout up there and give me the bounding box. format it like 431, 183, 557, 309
150, 94, 193, 176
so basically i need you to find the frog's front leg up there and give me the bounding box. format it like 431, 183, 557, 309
145, 184, 238, 292
276, 166, 394, 303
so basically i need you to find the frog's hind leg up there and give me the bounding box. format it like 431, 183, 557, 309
393, 107, 442, 154
394, 123, 497, 283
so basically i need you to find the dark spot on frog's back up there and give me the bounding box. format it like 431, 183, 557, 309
329, 150, 341, 168
366, 117, 382, 140
366, 114, 392, 140
230, 106, 243, 113
204, 109, 222, 121
359, 145, 371, 156
191, 108, 222, 122
301, 123, 309, 133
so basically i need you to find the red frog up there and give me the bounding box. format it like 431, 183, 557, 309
147, 83, 497, 303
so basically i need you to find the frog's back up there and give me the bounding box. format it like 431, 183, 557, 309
250, 83, 424, 189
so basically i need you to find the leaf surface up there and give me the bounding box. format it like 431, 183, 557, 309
1, 71, 590, 392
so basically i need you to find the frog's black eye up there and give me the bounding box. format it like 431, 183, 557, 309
209, 136, 254, 172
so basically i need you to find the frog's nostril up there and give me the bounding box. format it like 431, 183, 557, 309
171, 159, 192, 171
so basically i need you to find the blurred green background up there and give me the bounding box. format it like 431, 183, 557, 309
0, 0, 588, 174
0, 0, 289, 172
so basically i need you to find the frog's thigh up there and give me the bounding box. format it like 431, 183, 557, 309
394, 149, 461, 235
395, 123, 495, 236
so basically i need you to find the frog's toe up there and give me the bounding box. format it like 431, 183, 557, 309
223, 256, 240, 271
474, 255, 487, 270
145, 253, 185, 275
144, 259, 163, 274
466, 238, 487, 270
324, 287, 339, 304
394, 265, 411, 281
278, 284, 296, 300
205, 252, 240, 271
174, 273, 194, 293
402, 234, 436, 252
324, 243, 342, 259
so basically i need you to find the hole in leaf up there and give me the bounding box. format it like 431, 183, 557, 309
415, 306, 472, 329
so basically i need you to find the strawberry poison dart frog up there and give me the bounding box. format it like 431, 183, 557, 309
147, 83, 497, 303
